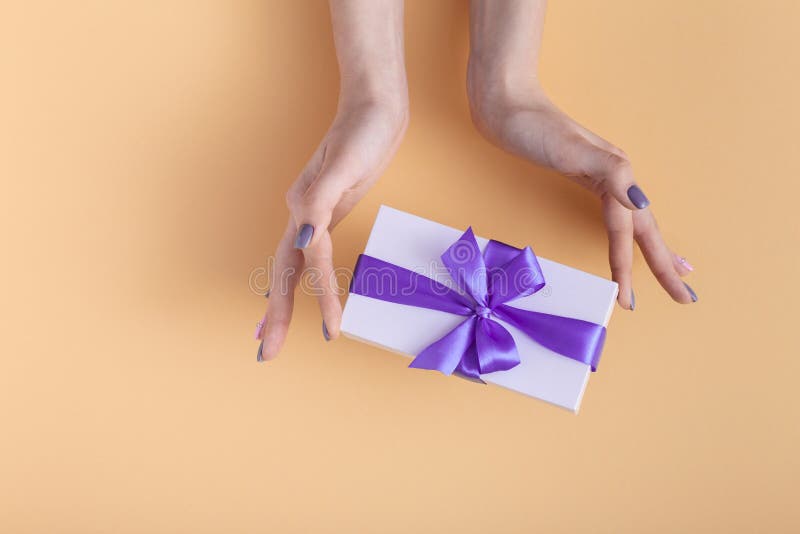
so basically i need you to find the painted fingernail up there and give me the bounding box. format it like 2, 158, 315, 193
630, 289, 635, 311
626, 185, 650, 209
294, 224, 314, 249
254, 319, 265, 339
683, 282, 698, 303
265, 289, 271, 298
322, 320, 330, 341
256, 340, 264, 362
677, 255, 694, 272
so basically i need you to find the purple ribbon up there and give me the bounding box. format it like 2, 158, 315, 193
350, 227, 606, 380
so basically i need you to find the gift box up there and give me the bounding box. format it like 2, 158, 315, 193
341, 206, 618, 412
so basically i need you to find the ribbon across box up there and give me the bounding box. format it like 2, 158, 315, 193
341, 206, 618, 412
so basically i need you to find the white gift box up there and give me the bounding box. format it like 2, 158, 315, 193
341, 206, 618, 412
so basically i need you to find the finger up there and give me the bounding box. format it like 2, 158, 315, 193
286, 149, 351, 250
302, 228, 343, 341
672, 252, 695, 276
260, 219, 304, 361
576, 142, 650, 211
633, 209, 697, 304
602, 194, 635, 310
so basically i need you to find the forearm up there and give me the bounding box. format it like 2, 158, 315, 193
468, 0, 546, 104
329, 0, 408, 113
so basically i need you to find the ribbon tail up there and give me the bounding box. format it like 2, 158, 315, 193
474, 317, 520, 374
409, 316, 477, 376
493, 305, 607, 371
453, 341, 483, 381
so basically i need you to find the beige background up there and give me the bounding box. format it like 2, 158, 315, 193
2, 1, 799, 532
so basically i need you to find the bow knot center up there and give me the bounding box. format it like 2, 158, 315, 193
475, 305, 492, 319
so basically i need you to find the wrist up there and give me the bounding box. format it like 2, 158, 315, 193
467, 53, 543, 110
466, 55, 552, 143
467, 0, 546, 107
337, 67, 409, 125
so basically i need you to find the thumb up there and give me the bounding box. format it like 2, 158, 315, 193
285, 160, 348, 250
578, 143, 651, 211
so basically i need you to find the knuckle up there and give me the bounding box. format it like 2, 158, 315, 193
633, 218, 656, 239
607, 226, 631, 239
653, 267, 677, 283
285, 185, 331, 219
609, 267, 630, 281
604, 152, 632, 181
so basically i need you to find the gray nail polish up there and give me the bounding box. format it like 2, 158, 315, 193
683, 282, 698, 303
322, 320, 330, 341
256, 340, 264, 362
627, 185, 650, 209
264, 289, 270, 298
630, 289, 635, 311
294, 224, 314, 249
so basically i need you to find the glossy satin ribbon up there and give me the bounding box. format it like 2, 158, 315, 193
349, 228, 607, 380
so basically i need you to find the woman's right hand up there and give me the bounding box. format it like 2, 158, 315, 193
256, 96, 408, 361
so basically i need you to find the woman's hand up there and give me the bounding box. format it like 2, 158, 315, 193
256, 99, 408, 361
467, 0, 696, 310
256, 0, 408, 361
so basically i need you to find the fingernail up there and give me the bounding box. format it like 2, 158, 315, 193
294, 224, 314, 249
683, 282, 698, 303
254, 319, 265, 340
256, 340, 264, 362
677, 255, 694, 272
322, 320, 330, 341
626, 185, 650, 209
630, 289, 635, 311
265, 289, 271, 298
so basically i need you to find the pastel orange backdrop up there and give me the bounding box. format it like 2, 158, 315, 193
1, 1, 798, 532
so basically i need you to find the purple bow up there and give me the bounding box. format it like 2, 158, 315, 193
350, 228, 607, 380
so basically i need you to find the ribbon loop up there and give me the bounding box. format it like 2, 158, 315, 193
474, 317, 519, 375
440, 227, 488, 307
